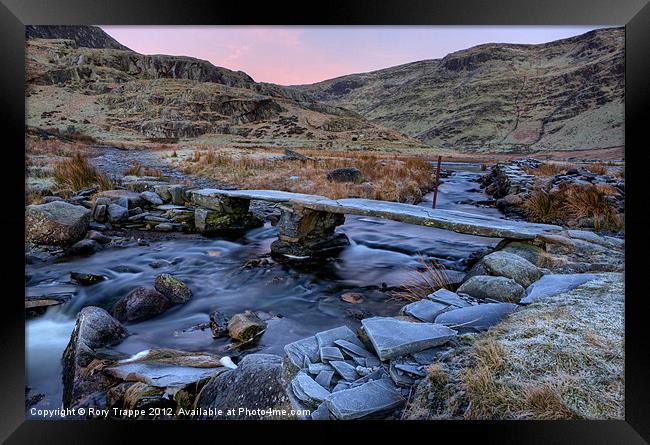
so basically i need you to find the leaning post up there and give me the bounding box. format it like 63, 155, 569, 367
432, 155, 442, 209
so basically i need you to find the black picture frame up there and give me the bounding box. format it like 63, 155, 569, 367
2, 0, 648, 442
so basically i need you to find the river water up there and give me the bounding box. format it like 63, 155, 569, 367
25, 162, 503, 411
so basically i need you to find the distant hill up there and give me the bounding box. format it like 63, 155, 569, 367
25, 26, 418, 149
288, 27, 624, 153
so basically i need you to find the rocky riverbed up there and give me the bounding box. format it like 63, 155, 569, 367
25, 152, 625, 420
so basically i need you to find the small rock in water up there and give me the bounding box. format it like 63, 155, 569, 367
341, 292, 364, 304
154, 223, 174, 232
86, 230, 111, 244
209, 311, 229, 338
154, 273, 192, 304
67, 239, 102, 256
227, 311, 267, 342
70, 272, 106, 286
111, 286, 171, 322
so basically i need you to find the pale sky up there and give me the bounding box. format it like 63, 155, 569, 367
101, 26, 608, 85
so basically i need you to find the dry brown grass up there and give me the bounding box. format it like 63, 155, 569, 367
392, 257, 451, 302
585, 162, 608, 175
53, 153, 113, 191
25, 137, 92, 158
123, 162, 163, 177
522, 184, 623, 232
179, 148, 435, 203
524, 162, 574, 177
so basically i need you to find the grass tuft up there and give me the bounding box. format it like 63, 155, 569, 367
53, 153, 112, 191
393, 257, 451, 301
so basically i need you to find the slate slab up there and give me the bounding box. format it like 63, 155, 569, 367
434, 303, 518, 332
320, 346, 345, 362
334, 339, 376, 358
401, 299, 450, 322
291, 372, 330, 407
316, 326, 364, 349
311, 403, 332, 420
325, 379, 404, 420
520, 273, 598, 304
315, 370, 335, 389
361, 317, 457, 361
426, 288, 471, 308
284, 336, 320, 370
330, 361, 359, 381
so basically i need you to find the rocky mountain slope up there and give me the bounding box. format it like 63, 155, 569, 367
25, 26, 418, 149
289, 27, 624, 153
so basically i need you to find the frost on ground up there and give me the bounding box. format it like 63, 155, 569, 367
405, 272, 624, 420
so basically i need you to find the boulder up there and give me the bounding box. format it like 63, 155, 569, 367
326, 167, 364, 183
26, 201, 91, 246
457, 275, 526, 303
227, 311, 267, 342
361, 317, 456, 361
194, 354, 294, 419
140, 191, 164, 206
62, 307, 128, 408
481, 251, 542, 288
435, 303, 518, 332
106, 204, 129, 223
86, 230, 111, 244
111, 286, 171, 322
153, 273, 193, 304
67, 239, 102, 256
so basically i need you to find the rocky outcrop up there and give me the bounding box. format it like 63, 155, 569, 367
25, 201, 91, 246
26, 25, 130, 50
62, 307, 128, 408
289, 27, 624, 152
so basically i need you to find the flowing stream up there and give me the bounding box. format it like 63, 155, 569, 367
25, 162, 503, 411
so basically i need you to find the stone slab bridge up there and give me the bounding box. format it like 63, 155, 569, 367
187, 188, 562, 260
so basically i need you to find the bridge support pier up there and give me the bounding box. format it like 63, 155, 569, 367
193, 195, 263, 234
271, 205, 349, 259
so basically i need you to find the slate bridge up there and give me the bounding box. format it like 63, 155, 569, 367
186, 188, 562, 259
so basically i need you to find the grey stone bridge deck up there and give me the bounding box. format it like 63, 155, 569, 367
188, 188, 561, 259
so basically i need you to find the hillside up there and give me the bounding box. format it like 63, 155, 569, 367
289, 27, 624, 153
25, 26, 420, 150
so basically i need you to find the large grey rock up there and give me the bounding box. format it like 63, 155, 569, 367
153, 273, 192, 304
426, 288, 471, 308
324, 379, 404, 420
401, 299, 450, 322
520, 273, 598, 304
195, 354, 295, 419
435, 303, 518, 332
140, 191, 163, 206
326, 167, 364, 183
457, 275, 526, 303
26, 201, 91, 246
482, 251, 542, 288
291, 372, 330, 407
107, 204, 129, 223
111, 286, 171, 322
105, 348, 227, 387
361, 317, 456, 361
62, 306, 128, 407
